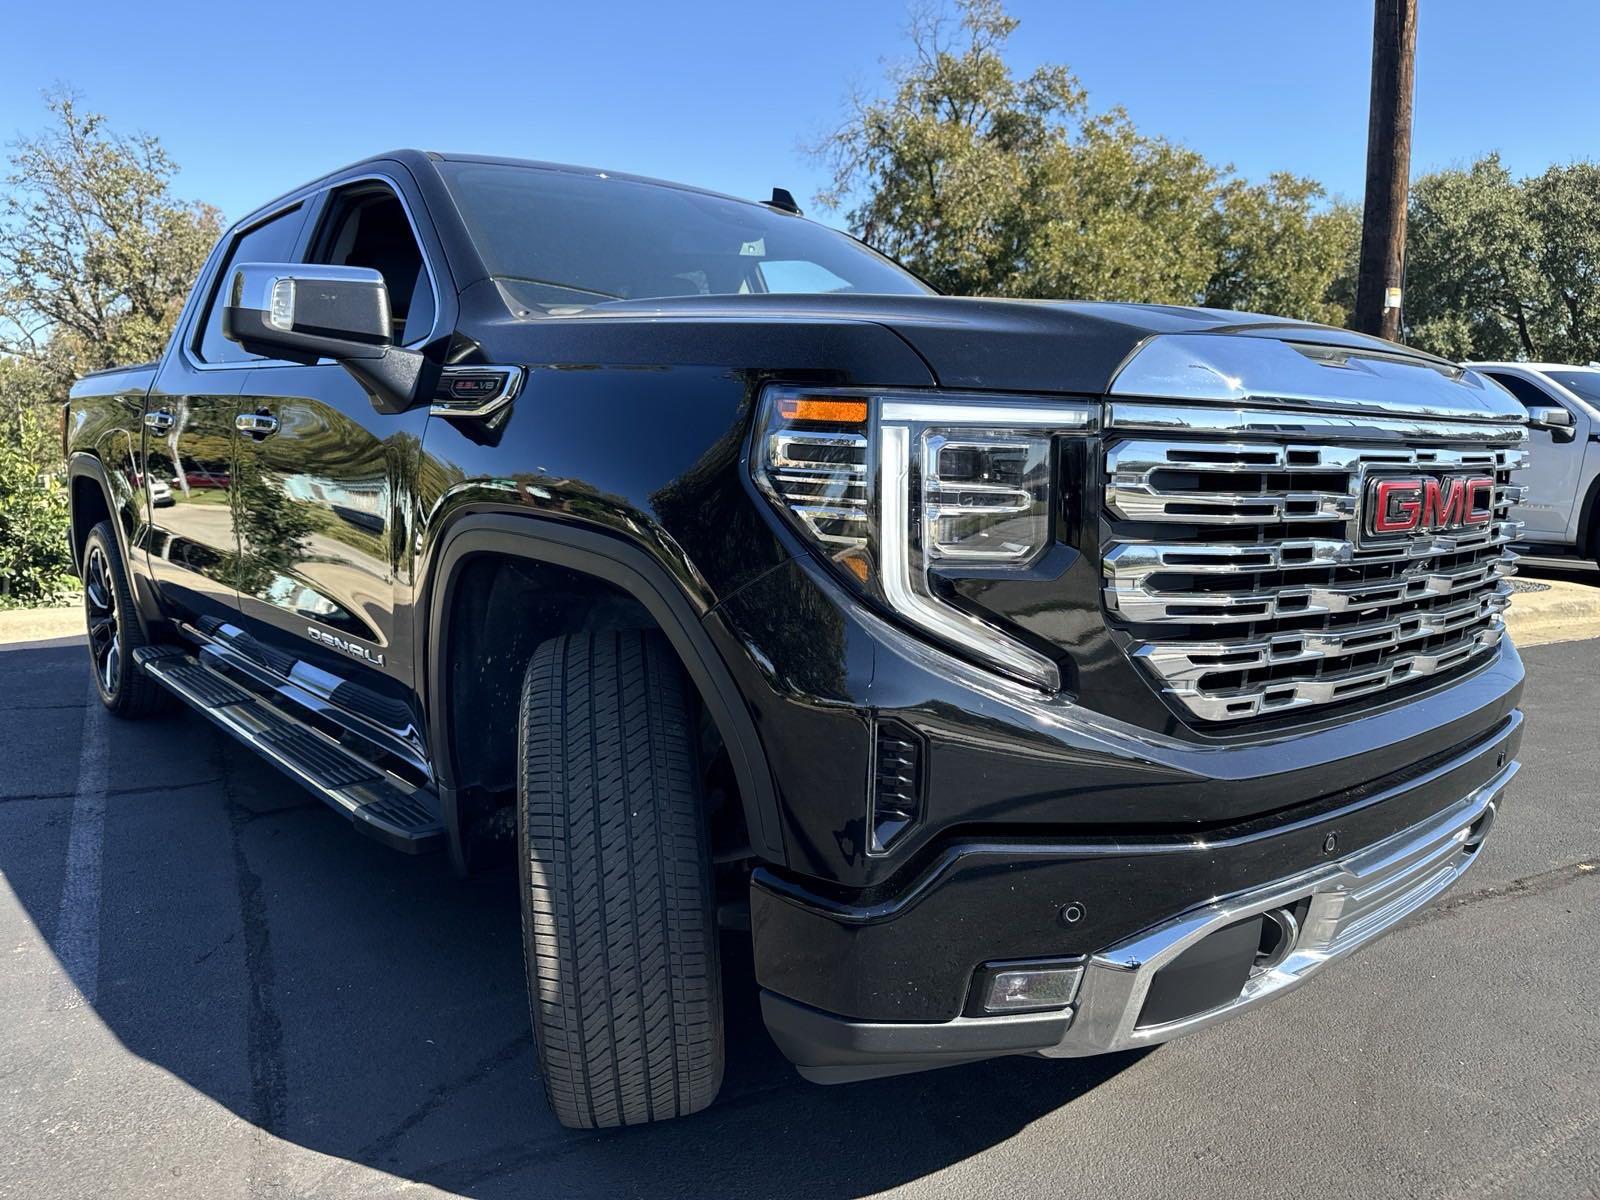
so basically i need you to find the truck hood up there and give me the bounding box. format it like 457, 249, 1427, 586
550, 293, 1519, 422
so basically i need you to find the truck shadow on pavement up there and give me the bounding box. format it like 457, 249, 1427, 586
1, 638, 1145, 1199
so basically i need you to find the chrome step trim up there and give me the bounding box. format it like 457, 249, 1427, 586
134, 647, 444, 853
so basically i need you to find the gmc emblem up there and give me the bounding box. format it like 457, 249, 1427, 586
1365, 474, 1495, 538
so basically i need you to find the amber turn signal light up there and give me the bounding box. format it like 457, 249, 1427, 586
777, 396, 868, 424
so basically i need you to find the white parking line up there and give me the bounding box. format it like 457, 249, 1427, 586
48, 676, 110, 1010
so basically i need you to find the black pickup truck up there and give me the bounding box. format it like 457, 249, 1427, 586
66, 150, 1528, 1129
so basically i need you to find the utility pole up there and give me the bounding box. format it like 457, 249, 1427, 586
1354, 0, 1418, 341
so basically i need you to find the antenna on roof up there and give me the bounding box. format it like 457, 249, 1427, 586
764, 187, 803, 216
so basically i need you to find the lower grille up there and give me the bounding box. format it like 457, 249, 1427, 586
1104, 433, 1528, 722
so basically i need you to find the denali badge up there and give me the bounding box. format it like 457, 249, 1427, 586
1365, 474, 1494, 538
307, 626, 385, 666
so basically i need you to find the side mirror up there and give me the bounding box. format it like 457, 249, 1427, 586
221, 263, 436, 414
1526, 405, 1576, 442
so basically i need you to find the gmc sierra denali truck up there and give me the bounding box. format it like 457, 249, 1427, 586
66, 150, 1528, 1130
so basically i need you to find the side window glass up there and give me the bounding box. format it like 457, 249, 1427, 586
196, 205, 305, 364
1486, 372, 1559, 411
308, 184, 437, 344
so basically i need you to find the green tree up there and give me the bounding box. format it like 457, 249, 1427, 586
1404, 155, 1600, 363
813, 0, 1357, 321
1203, 173, 1361, 326
0, 90, 221, 390
1403, 155, 1543, 360
1524, 161, 1600, 359
0, 91, 219, 604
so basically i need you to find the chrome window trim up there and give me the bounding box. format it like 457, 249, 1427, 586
182, 171, 443, 374
1109, 332, 1525, 424
183, 198, 308, 371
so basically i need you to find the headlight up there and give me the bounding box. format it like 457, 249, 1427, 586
752, 385, 1094, 691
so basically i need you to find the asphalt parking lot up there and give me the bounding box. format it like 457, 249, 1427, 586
2, 628, 1597, 1198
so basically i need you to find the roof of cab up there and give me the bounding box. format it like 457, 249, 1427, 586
234, 148, 780, 230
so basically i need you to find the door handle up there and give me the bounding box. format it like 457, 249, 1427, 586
143, 410, 176, 433
236, 412, 279, 438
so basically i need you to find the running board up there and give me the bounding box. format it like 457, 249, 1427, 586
133, 646, 444, 853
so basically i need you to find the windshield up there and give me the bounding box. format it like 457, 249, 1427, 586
1545, 370, 1600, 408
438, 161, 931, 311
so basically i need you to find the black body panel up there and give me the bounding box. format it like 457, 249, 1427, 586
751, 707, 1521, 1023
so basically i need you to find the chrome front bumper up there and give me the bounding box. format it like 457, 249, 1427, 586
1042, 759, 1516, 1058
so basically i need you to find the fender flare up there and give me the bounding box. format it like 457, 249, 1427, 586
423, 512, 784, 870
68, 451, 164, 645
67, 453, 127, 575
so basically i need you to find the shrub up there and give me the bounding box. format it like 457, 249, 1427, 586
0, 403, 73, 608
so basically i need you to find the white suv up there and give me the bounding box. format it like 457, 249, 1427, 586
1469, 362, 1600, 564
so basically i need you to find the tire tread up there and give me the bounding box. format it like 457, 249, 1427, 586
517, 631, 723, 1129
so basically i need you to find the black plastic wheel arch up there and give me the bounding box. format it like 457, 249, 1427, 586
423, 511, 784, 872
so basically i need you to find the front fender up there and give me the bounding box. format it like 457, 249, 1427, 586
421, 511, 785, 869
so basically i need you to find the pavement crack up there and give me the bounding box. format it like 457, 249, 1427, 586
220, 743, 290, 1196
1, 777, 225, 806
409, 1072, 810, 1189
193, 930, 238, 966
230, 799, 324, 826
357, 1032, 534, 1164
1409, 854, 1599, 927
1433, 1108, 1600, 1198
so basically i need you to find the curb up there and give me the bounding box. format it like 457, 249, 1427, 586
0, 607, 84, 646
1505, 579, 1600, 648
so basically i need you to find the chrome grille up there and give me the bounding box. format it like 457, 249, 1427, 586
1104, 436, 1528, 722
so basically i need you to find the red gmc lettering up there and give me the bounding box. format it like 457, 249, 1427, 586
1420, 477, 1467, 529
1464, 477, 1494, 526
1369, 474, 1496, 535
1373, 478, 1423, 533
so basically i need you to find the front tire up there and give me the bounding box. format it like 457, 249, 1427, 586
81, 520, 172, 718
517, 631, 724, 1129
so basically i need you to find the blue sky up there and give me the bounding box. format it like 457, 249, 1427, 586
3, 0, 1597, 228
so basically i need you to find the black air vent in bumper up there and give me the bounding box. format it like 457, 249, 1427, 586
869, 720, 924, 855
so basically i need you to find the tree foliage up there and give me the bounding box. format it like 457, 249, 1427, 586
1203, 174, 1360, 326
813, 0, 1357, 322
0, 91, 221, 389
1405, 155, 1600, 363
0, 359, 72, 606
0, 91, 219, 605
